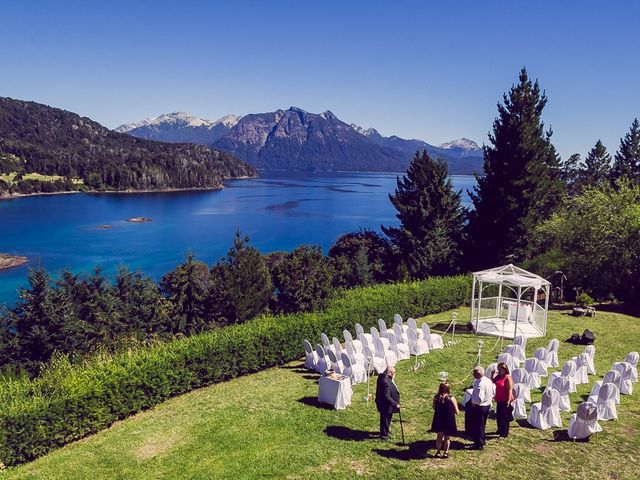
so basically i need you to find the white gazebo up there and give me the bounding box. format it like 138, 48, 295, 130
471, 264, 550, 339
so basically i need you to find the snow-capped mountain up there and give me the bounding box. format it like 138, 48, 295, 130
439, 138, 481, 151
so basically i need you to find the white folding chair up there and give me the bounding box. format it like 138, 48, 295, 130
505, 344, 526, 364
524, 358, 544, 388
567, 402, 602, 439
421, 323, 444, 350
327, 348, 344, 374
548, 360, 577, 393
574, 353, 590, 385
533, 347, 549, 374
321, 333, 336, 355
355, 323, 372, 344
485, 362, 498, 380
342, 352, 367, 385
332, 337, 343, 358
346, 340, 366, 369
343, 329, 362, 354
406, 328, 429, 356
315, 344, 329, 374
388, 331, 410, 361
514, 335, 528, 350
407, 317, 424, 340
497, 352, 516, 374
546, 338, 560, 368
584, 345, 596, 375
371, 326, 390, 350
554, 376, 571, 412
512, 384, 528, 419
593, 382, 618, 421
364, 344, 386, 374
374, 336, 397, 367
303, 339, 318, 370
613, 362, 634, 395
512, 368, 531, 402
528, 388, 562, 429
625, 351, 638, 382
392, 322, 408, 344
377, 318, 390, 338
589, 370, 621, 405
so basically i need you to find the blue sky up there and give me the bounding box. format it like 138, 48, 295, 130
1, 0, 639, 159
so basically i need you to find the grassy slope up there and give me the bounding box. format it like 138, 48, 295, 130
5, 308, 640, 479
0, 172, 84, 185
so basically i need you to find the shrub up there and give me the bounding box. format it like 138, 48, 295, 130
576, 292, 594, 307
0, 275, 471, 466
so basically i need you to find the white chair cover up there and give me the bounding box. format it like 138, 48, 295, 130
512, 369, 531, 402
546, 338, 560, 368
393, 313, 410, 334
364, 345, 386, 374
371, 327, 390, 350
392, 322, 408, 344
533, 347, 549, 374
374, 336, 397, 367
574, 353, 590, 385
528, 388, 562, 430
327, 348, 344, 374
589, 370, 621, 405
584, 345, 596, 375
303, 339, 318, 370
321, 333, 335, 354
377, 319, 390, 338
594, 382, 618, 421
512, 384, 528, 419
497, 352, 516, 374
524, 358, 544, 388
548, 360, 577, 393
553, 376, 572, 412
346, 340, 366, 369
342, 352, 367, 385
514, 335, 528, 350
332, 337, 344, 358
407, 317, 424, 339
485, 362, 498, 380
613, 362, 634, 395
388, 331, 411, 361
421, 323, 444, 350
356, 332, 371, 353
315, 344, 329, 374
625, 351, 639, 382
567, 402, 603, 439
505, 344, 526, 363
406, 328, 429, 356
354, 323, 372, 344
343, 330, 362, 354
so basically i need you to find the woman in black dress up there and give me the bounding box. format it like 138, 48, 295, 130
431, 382, 459, 458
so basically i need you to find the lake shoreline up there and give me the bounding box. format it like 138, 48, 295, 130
0, 254, 28, 271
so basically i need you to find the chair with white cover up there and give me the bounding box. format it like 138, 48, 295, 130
524, 358, 544, 388
315, 344, 329, 374
394, 313, 409, 332
355, 323, 373, 344
357, 332, 372, 353
407, 328, 429, 356
567, 402, 603, 440
363, 345, 386, 374
546, 339, 560, 368
377, 319, 390, 338
533, 347, 549, 374
512, 384, 528, 420
321, 333, 336, 355
574, 353, 590, 385
303, 340, 318, 370
497, 352, 516, 374
624, 352, 639, 382
421, 323, 444, 350
592, 382, 618, 421
514, 335, 528, 350
553, 376, 572, 412
548, 360, 577, 393
392, 323, 408, 344
512, 368, 532, 402
584, 345, 596, 375
343, 330, 362, 354
371, 327, 390, 350
527, 388, 562, 430
485, 362, 498, 380
388, 331, 410, 361
589, 370, 621, 405
613, 361, 634, 395
326, 348, 344, 374
332, 337, 344, 358
407, 317, 424, 340
374, 336, 397, 367
346, 340, 366, 369
505, 344, 526, 364
342, 352, 366, 385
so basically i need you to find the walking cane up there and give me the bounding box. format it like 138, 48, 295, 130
398, 408, 406, 445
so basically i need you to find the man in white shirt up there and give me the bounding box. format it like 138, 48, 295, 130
469, 366, 494, 450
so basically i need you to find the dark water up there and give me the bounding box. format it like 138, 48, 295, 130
0, 172, 476, 305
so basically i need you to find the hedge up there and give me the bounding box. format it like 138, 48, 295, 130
0, 275, 471, 466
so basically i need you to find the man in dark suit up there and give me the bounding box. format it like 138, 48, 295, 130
375, 366, 400, 440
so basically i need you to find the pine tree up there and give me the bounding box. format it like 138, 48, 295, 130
612, 119, 640, 184
382, 150, 465, 279
560, 153, 582, 195
582, 140, 611, 187
465, 68, 564, 268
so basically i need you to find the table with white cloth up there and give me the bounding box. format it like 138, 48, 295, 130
503, 301, 533, 323
318, 373, 353, 410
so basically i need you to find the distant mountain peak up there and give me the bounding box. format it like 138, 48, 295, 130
350, 123, 381, 138
115, 112, 241, 134
438, 138, 481, 151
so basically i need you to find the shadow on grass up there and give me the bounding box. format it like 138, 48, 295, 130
551, 429, 593, 442
297, 396, 334, 410
301, 375, 319, 382
279, 364, 307, 374
324, 426, 378, 441
373, 439, 468, 460
516, 419, 537, 429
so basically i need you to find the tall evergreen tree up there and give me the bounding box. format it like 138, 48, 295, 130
382, 150, 465, 279
582, 140, 612, 186
560, 153, 582, 195
612, 118, 640, 184
465, 68, 564, 268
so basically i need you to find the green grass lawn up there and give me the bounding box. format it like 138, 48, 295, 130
0, 172, 84, 185
4, 308, 640, 479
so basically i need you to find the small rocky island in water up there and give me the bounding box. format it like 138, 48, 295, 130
0, 254, 28, 271
126, 217, 153, 223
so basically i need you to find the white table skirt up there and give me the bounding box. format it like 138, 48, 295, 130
504, 302, 532, 322
319, 374, 353, 410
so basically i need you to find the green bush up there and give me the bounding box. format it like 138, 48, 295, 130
576, 292, 594, 307
0, 275, 471, 466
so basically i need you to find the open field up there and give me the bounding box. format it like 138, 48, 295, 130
0, 172, 83, 185
5, 307, 640, 479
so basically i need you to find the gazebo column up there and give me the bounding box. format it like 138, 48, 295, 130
471, 276, 477, 329
497, 283, 503, 318
544, 283, 550, 336
476, 280, 483, 331
514, 285, 522, 338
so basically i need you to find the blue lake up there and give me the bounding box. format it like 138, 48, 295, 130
0, 172, 476, 305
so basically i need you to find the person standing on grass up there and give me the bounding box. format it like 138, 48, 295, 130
431, 382, 459, 458
469, 365, 493, 450
492, 362, 514, 437
375, 366, 400, 440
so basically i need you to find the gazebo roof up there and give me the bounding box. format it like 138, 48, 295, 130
472, 264, 550, 289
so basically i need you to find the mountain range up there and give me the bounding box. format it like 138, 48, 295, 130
116, 108, 484, 174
